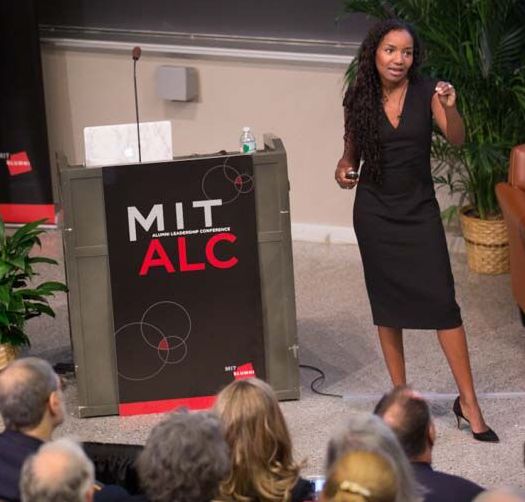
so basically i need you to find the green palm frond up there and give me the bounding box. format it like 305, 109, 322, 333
342, 0, 395, 20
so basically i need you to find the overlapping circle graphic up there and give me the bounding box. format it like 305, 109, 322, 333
115, 301, 192, 382
201, 157, 254, 204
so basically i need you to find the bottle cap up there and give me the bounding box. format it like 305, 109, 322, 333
243, 126, 250, 132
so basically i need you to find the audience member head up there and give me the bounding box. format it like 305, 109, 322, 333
326, 412, 422, 502
0, 357, 65, 438
322, 450, 397, 502
20, 437, 95, 502
137, 411, 229, 502
214, 378, 300, 502
374, 386, 433, 461
474, 488, 525, 502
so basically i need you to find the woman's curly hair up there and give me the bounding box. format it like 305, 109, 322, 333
344, 19, 422, 183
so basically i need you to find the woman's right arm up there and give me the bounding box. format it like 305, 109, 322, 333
335, 137, 359, 190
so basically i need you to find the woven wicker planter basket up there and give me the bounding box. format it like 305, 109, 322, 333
459, 207, 509, 275
0, 343, 19, 371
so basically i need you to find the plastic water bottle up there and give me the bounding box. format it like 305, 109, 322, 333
240, 127, 256, 154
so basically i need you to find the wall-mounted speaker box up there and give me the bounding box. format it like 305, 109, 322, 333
155, 65, 198, 101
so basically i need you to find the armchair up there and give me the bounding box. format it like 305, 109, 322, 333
496, 144, 525, 325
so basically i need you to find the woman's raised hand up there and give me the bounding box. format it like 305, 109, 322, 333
435, 81, 456, 108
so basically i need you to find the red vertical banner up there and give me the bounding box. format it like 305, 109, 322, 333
0, 0, 55, 223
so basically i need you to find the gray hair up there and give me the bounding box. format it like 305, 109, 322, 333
0, 357, 58, 430
474, 488, 525, 502
20, 438, 95, 502
137, 411, 230, 502
326, 412, 424, 502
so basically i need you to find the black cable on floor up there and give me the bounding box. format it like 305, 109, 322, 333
53, 362, 75, 375
299, 364, 343, 399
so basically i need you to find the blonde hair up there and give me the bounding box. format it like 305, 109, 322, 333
322, 451, 397, 502
214, 378, 300, 502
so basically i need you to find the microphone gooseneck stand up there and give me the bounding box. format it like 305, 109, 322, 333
133, 49, 142, 163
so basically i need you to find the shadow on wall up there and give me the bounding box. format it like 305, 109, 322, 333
41, 47, 75, 202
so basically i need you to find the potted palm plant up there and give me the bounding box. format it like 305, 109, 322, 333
0, 217, 67, 369
342, 0, 525, 274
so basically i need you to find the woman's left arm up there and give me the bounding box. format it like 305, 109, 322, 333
431, 81, 465, 146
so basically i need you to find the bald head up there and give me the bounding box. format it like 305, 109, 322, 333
20, 438, 95, 502
0, 357, 62, 431
374, 386, 432, 460
474, 488, 525, 502
381, 400, 406, 429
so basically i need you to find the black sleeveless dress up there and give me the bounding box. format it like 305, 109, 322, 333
353, 77, 462, 330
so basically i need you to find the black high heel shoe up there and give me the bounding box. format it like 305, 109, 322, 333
452, 396, 499, 443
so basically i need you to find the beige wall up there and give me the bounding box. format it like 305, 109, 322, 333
41, 46, 356, 230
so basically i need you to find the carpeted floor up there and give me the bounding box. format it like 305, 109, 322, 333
6, 230, 525, 489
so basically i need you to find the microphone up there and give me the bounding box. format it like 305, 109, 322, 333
132, 46, 142, 162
